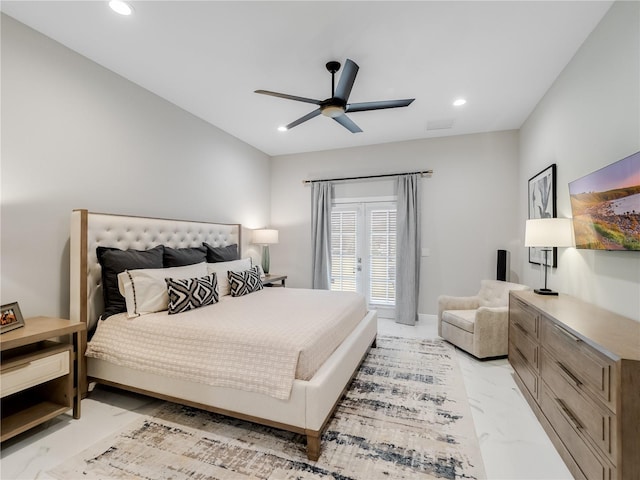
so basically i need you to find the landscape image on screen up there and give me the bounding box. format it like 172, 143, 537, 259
569, 151, 640, 251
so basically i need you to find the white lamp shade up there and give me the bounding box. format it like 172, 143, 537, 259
252, 228, 279, 245
525, 218, 574, 248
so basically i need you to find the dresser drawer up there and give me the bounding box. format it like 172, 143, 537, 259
541, 351, 616, 462
510, 296, 539, 338
540, 386, 616, 480
510, 320, 539, 371
1, 349, 70, 398
510, 343, 538, 399
541, 317, 615, 409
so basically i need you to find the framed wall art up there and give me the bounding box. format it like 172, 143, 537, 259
1, 302, 25, 334
528, 164, 557, 266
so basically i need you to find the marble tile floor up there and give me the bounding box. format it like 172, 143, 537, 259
1, 316, 573, 479
379, 316, 572, 479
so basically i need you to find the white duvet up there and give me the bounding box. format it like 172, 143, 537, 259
86, 288, 366, 400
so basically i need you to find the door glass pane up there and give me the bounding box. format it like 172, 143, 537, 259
369, 209, 396, 305
330, 210, 357, 292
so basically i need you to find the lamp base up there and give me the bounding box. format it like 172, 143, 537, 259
534, 288, 558, 296
261, 245, 270, 275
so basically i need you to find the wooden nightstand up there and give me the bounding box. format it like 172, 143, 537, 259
263, 274, 287, 287
0, 316, 85, 442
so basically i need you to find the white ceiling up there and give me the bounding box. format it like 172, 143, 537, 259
1, 1, 613, 157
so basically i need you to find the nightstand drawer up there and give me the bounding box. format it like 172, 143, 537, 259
1, 348, 70, 398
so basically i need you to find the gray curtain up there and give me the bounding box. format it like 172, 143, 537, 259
311, 181, 332, 289
395, 174, 421, 325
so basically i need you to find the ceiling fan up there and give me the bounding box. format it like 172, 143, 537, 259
255, 59, 415, 133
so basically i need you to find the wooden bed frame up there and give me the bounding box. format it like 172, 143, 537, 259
69, 209, 377, 460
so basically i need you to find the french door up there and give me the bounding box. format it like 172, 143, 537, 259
330, 201, 396, 317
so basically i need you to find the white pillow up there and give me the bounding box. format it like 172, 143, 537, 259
207, 258, 252, 296
117, 262, 207, 317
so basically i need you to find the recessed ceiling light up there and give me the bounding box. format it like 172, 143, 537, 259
277, 126, 288, 132
453, 98, 467, 107
109, 0, 133, 16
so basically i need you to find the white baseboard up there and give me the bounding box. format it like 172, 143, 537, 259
418, 313, 437, 324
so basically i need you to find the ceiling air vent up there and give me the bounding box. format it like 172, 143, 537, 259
426, 118, 455, 131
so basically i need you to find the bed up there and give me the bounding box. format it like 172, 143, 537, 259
69, 209, 377, 460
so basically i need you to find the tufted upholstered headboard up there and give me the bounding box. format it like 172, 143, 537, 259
70, 209, 241, 333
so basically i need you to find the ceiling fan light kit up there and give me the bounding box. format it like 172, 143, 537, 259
255, 59, 415, 133
321, 105, 345, 118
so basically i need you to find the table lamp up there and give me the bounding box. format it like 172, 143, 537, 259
525, 218, 574, 295
252, 229, 279, 274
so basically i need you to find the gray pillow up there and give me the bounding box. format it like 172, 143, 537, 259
97, 245, 164, 319
163, 246, 207, 267
203, 243, 239, 263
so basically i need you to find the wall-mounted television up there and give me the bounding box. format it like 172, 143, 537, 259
569, 151, 640, 251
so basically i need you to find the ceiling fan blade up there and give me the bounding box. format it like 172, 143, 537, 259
255, 90, 321, 105
334, 59, 359, 102
333, 114, 362, 133
346, 98, 415, 113
285, 108, 322, 130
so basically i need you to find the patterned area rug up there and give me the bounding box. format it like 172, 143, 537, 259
49, 336, 485, 479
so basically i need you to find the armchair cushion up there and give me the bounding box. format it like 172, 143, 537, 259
441, 310, 476, 333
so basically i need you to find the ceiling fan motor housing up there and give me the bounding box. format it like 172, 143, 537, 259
325, 61, 341, 74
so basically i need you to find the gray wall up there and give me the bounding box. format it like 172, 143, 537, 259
270, 131, 521, 315
1, 15, 271, 319
520, 1, 640, 321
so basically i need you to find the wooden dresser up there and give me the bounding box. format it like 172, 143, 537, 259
508, 291, 639, 480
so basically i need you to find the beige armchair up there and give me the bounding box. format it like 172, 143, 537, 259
438, 279, 530, 359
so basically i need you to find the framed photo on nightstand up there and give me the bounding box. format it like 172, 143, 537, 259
1, 302, 25, 334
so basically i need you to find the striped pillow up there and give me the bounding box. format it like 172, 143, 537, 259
165, 273, 218, 315
228, 266, 263, 297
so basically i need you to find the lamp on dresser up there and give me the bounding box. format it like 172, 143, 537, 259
252, 228, 279, 274
524, 218, 574, 295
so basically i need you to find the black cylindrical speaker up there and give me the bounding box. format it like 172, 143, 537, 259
497, 249, 508, 281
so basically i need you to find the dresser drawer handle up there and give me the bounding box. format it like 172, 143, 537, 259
513, 322, 527, 334
553, 324, 581, 343
1, 362, 32, 374
557, 362, 582, 387
556, 398, 583, 430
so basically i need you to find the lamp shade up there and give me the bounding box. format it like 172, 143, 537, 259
252, 229, 279, 245
525, 218, 574, 248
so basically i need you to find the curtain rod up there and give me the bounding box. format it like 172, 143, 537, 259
302, 170, 433, 184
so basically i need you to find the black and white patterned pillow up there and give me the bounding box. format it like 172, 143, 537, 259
165, 273, 218, 315
228, 266, 263, 297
